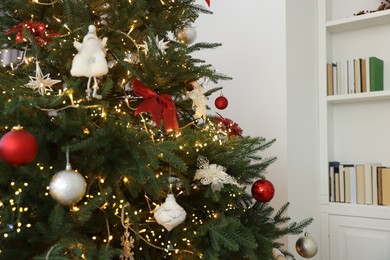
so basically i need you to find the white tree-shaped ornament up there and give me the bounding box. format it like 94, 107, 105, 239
153, 194, 186, 231
194, 156, 240, 192
70, 25, 108, 99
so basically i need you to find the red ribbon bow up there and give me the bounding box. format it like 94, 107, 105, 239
205, 0, 210, 7
132, 78, 179, 133
5, 20, 60, 47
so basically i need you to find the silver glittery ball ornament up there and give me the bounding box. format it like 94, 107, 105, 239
176, 26, 197, 45
49, 164, 87, 206
295, 232, 318, 258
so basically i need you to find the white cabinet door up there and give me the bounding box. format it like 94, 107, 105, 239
329, 215, 390, 260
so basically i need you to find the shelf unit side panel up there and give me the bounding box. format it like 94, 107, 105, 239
319, 0, 331, 206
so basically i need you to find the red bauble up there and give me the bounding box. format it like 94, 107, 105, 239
0, 130, 38, 166
215, 96, 228, 110
251, 179, 275, 202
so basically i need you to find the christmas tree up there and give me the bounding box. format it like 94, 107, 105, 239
0, 0, 313, 259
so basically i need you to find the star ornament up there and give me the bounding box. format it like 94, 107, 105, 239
25, 61, 61, 95
139, 35, 169, 55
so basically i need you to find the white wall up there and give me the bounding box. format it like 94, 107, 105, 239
195, 0, 321, 258
194, 0, 289, 248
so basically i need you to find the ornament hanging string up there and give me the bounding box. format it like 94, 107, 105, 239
65, 146, 71, 170
115, 30, 140, 53
45, 244, 57, 260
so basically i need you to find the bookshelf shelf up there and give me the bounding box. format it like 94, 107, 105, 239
323, 203, 390, 220
327, 90, 390, 103
327, 9, 390, 33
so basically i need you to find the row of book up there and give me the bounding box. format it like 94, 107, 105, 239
329, 162, 390, 206
326, 56, 384, 96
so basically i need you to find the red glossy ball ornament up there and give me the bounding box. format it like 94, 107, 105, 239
251, 179, 275, 202
0, 129, 38, 166
214, 96, 228, 110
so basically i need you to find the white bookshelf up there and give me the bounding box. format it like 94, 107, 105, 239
327, 90, 390, 103
327, 9, 390, 33
318, 1, 390, 260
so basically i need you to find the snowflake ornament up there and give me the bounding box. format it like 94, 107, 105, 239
139, 35, 169, 55
194, 156, 240, 192
25, 61, 61, 95
186, 81, 207, 120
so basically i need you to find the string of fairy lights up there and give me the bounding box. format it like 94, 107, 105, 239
0, 0, 243, 258
0, 117, 236, 257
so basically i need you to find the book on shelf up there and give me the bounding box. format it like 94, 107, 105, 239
361, 59, 367, 93
332, 63, 337, 95
355, 164, 366, 204
327, 63, 333, 96
347, 165, 357, 204
335, 171, 340, 202
369, 56, 384, 92
326, 57, 384, 96
372, 165, 385, 205
344, 164, 354, 203
339, 164, 345, 202
329, 162, 390, 206
378, 167, 390, 206
365, 57, 370, 93
363, 163, 382, 205
329, 161, 340, 202
354, 59, 361, 94
336, 61, 343, 95
347, 60, 354, 94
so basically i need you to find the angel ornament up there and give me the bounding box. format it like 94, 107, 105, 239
70, 25, 108, 99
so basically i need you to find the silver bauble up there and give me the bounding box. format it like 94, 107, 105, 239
176, 26, 197, 45
49, 169, 87, 206
295, 232, 318, 258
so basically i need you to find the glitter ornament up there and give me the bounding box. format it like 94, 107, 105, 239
251, 179, 275, 202
295, 232, 318, 258
214, 95, 228, 110
153, 194, 186, 231
49, 163, 87, 206
176, 26, 197, 45
0, 128, 38, 166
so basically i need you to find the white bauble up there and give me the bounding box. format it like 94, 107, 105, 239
154, 194, 186, 231
176, 26, 197, 45
49, 169, 87, 206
